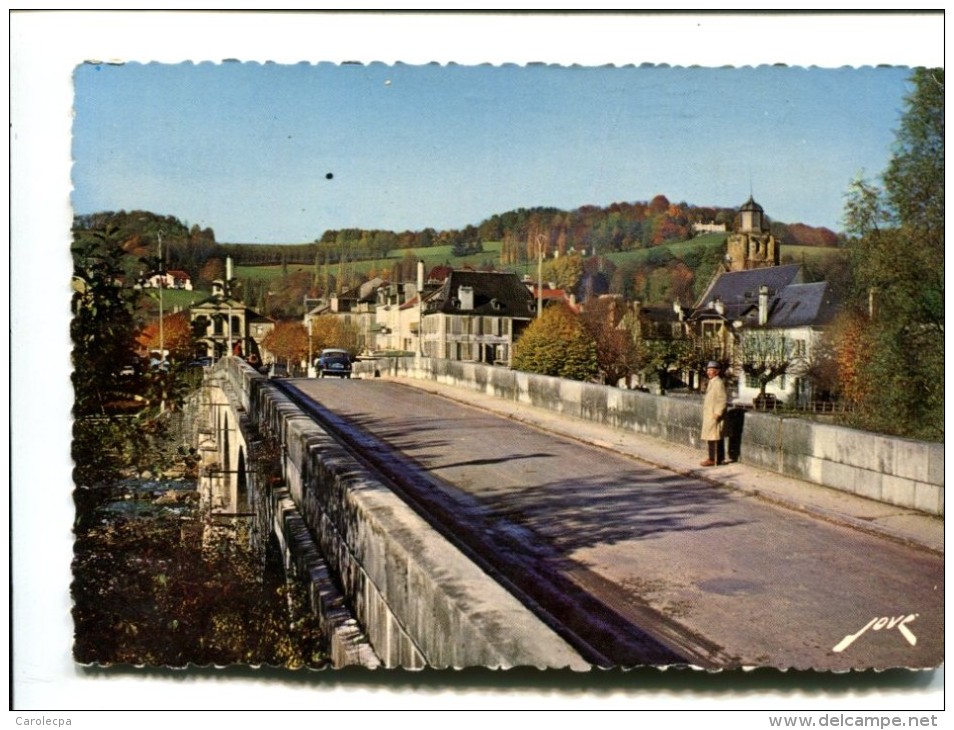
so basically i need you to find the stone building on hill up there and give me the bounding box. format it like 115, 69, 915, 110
725, 196, 779, 272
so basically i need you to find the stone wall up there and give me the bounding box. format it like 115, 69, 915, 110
357, 357, 943, 517
222, 357, 588, 669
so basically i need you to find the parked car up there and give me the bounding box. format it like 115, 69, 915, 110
753, 393, 779, 410
267, 362, 289, 379
317, 349, 353, 378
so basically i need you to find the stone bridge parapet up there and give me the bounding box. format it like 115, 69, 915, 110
354, 357, 943, 517
217, 356, 588, 669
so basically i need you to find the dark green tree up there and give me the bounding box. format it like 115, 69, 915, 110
71, 225, 196, 521
840, 68, 943, 440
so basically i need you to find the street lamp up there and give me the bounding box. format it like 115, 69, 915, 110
157, 231, 165, 366
307, 315, 316, 377
535, 233, 546, 319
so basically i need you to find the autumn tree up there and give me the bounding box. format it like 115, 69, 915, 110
512, 302, 598, 381
198, 257, 225, 289
802, 313, 860, 404
840, 68, 943, 440
541, 253, 584, 292
140, 311, 195, 360
580, 296, 639, 386
308, 316, 362, 358
262, 320, 309, 368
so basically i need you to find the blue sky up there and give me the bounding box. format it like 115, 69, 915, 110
72, 61, 912, 243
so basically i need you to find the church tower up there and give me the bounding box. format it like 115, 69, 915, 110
725, 196, 779, 272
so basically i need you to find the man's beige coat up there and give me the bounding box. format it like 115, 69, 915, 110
701, 374, 727, 441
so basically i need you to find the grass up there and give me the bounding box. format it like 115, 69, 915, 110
232, 235, 846, 287
779, 244, 846, 264
235, 242, 505, 283
139, 288, 211, 310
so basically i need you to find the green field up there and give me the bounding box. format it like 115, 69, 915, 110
779, 244, 846, 264
235, 242, 504, 283
232, 235, 845, 287
233, 237, 728, 283
139, 288, 210, 310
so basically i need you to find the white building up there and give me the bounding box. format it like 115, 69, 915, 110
691, 264, 839, 407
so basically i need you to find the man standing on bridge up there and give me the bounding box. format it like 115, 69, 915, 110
700, 360, 727, 467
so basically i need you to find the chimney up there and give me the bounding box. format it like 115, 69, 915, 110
458, 285, 474, 311
758, 285, 769, 325
417, 260, 424, 292
226, 255, 233, 284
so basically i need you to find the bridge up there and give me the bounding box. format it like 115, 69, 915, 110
189, 356, 943, 671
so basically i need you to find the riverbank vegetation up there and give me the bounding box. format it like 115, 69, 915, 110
72, 482, 326, 668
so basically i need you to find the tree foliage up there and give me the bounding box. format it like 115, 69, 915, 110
73, 210, 216, 285
580, 297, 639, 385
262, 320, 309, 366
632, 329, 696, 394
71, 235, 143, 417
840, 68, 944, 440
72, 496, 326, 668
734, 330, 803, 402
512, 303, 598, 381
308, 316, 362, 358
71, 229, 200, 527
140, 311, 195, 360
541, 253, 585, 292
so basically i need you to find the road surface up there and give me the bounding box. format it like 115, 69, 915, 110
288, 378, 943, 671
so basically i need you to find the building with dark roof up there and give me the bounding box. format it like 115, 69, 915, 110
690, 263, 840, 406
421, 270, 536, 365
305, 277, 386, 354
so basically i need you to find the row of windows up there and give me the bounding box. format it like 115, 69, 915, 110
745, 373, 789, 389
424, 341, 509, 363
424, 315, 511, 337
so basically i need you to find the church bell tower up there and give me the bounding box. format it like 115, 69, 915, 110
725, 196, 779, 272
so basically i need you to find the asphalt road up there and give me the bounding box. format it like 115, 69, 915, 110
289, 378, 944, 671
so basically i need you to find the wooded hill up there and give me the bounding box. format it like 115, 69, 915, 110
73, 197, 844, 319
219, 194, 839, 267
75, 195, 839, 282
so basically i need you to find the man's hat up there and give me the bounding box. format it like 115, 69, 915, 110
706, 361, 721, 370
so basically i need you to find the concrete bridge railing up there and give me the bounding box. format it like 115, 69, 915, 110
355, 357, 943, 517
219, 357, 588, 669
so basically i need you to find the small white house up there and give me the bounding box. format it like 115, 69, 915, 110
143, 269, 193, 291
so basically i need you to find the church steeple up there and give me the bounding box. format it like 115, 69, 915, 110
725, 196, 779, 271
737, 195, 768, 234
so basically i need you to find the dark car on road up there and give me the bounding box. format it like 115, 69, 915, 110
267, 362, 289, 379
317, 349, 353, 378
753, 393, 779, 410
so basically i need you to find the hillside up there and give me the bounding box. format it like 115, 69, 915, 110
75, 199, 844, 318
